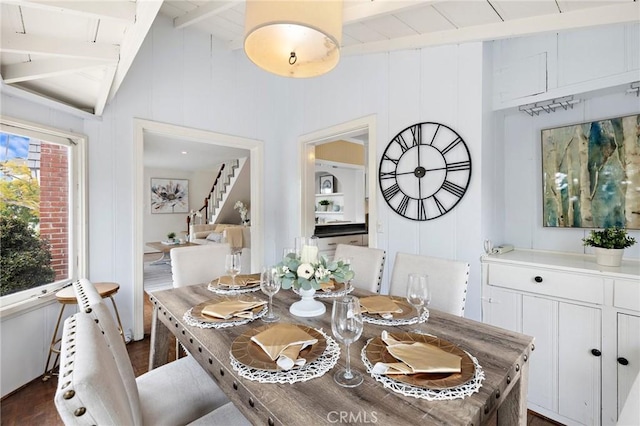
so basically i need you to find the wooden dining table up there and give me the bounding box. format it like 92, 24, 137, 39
148, 285, 534, 425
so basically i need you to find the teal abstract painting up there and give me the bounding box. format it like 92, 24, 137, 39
541, 114, 639, 230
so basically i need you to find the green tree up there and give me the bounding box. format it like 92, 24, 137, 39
0, 160, 40, 225
0, 216, 55, 296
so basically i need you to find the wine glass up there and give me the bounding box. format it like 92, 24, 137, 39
406, 273, 430, 333
225, 253, 241, 288
331, 296, 364, 387
260, 266, 281, 323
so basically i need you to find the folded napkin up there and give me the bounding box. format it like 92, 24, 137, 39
372, 331, 462, 375
201, 299, 266, 320
216, 273, 261, 287
319, 279, 336, 292
251, 323, 318, 370
360, 296, 403, 319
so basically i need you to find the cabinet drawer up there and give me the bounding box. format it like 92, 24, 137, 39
614, 279, 640, 312
316, 235, 363, 251
488, 264, 604, 304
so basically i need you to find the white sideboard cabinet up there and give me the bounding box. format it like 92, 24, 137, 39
481, 249, 640, 426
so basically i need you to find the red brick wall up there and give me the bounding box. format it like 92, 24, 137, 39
39, 143, 68, 281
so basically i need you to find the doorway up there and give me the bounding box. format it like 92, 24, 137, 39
299, 115, 377, 247
133, 119, 264, 340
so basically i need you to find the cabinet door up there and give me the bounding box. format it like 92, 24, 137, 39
482, 286, 519, 332
618, 314, 640, 418
522, 295, 556, 412
558, 302, 602, 426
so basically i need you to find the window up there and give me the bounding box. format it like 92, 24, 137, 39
0, 116, 86, 308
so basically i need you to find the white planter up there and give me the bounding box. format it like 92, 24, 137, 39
594, 247, 624, 267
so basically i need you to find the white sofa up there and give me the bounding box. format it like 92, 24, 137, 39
189, 224, 251, 273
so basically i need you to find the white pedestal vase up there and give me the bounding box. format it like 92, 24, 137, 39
594, 247, 624, 267
289, 288, 326, 317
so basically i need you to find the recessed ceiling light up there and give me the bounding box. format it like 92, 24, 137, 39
181, 151, 188, 155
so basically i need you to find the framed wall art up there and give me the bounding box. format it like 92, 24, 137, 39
320, 175, 335, 194
150, 178, 189, 214
541, 113, 639, 230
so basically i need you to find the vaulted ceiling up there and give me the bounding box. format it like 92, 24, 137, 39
1, 0, 638, 117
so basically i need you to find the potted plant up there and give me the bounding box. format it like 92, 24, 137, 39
167, 231, 176, 243
582, 227, 636, 266
318, 199, 331, 212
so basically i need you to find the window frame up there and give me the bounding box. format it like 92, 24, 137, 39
0, 116, 87, 315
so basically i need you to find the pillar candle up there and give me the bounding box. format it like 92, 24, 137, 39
300, 245, 319, 264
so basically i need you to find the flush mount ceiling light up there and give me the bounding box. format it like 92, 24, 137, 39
244, 0, 343, 78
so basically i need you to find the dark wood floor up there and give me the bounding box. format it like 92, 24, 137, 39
0, 294, 561, 426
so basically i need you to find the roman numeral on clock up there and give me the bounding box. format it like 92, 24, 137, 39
394, 134, 410, 152
382, 183, 401, 200
397, 195, 410, 215
380, 171, 397, 180
417, 199, 427, 220
441, 137, 462, 155
432, 196, 446, 215
428, 124, 441, 145
383, 153, 399, 165
446, 161, 471, 172
410, 125, 421, 146
441, 180, 465, 198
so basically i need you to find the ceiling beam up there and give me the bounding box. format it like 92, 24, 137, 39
173, 1, 240, 30
1, 58, 112, 83
2, 0, 136, 23
0, 80, 97, 118
1, 33, 119, 61
94, 63, 117, 116
106, 0, 163, 112
341, 2, 640, 56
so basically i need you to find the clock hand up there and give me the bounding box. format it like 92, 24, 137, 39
395, 165, 446, 176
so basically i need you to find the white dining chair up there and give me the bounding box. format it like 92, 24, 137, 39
389, 252, 470, 316
333, 244, 386, 293
56, 280, 248, 425
171, 243, 231, 287
54, 310, 249, 425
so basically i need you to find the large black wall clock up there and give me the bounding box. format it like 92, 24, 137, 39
379, 122, 472, 221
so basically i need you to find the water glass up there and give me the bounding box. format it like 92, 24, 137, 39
260, 266, 281, 323
283, 248, 296, 259
225, 253, 241, 288
335, 256, 353, 291
331, 296, 364, 387
294, 236, 317, 256
406, 273, 430, 332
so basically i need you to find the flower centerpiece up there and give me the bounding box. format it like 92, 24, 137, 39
275, 245, 354, 317
582, 227, 636, 267
276, 252, 354, 291
234, 201, 249, 225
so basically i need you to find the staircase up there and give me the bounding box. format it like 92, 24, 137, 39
209, 158, 244, 221
187, 157, 248, 231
